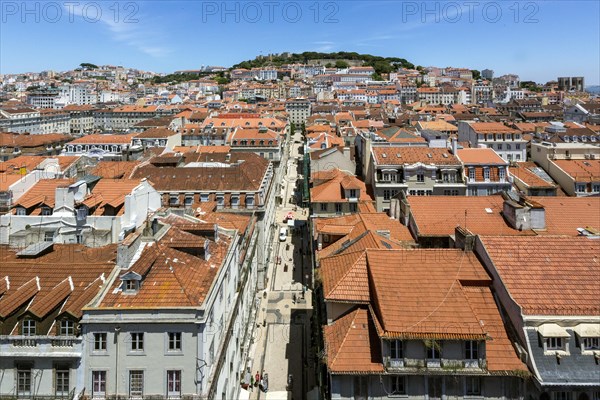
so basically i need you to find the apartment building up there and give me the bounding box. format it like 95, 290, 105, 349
369, 146, 464, 212
456, 148, 511, 196
530, 142, 600, 196
458, 121, 527, 162
285, 98, 311, 125
310, 169, 373, 216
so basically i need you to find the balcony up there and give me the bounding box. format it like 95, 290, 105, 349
0, 336, 82, 358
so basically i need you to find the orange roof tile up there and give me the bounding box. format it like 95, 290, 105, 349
457, 148, 507, 165
509, 162, 557, 189
554, 159, 600, 182
372, 147, 460, 166
367, 249, 492, 338
537, 197, 600, 234
481, 236, 600, 316
408, 195, 532, 237
323, 307, 384, 374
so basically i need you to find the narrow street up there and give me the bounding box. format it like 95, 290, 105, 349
247, 128, 316, 400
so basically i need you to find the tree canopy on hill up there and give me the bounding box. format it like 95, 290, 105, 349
232, 52, 415, 75
80, 63, 98, 70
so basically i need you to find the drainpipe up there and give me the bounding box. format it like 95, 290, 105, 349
114, 326, 120, 398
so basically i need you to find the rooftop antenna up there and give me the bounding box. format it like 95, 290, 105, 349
464, 209, 467, 231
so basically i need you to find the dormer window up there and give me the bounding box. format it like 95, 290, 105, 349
583, 337, 599, 350
22, 319, 36, 336
120, 271, 142, 294
125, 280, 138, 291
60, 319, 75, 336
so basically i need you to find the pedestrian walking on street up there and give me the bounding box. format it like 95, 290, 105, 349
255, 371, 260, 387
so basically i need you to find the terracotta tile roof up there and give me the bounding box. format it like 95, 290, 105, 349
461, 286, 527, 372
0, 133, 72, 148
407, 195, 533, 236
315, 213, 413, 242
480, 236, 600, 316
96, 228, 232, 308
554, 159, 600, 182
469, 122, 519, 133
417, 120, 458, 132
13, 179, 74, 209
69, 133, 136, 144
134, 127, 177, 138
323, 307, 384, 374
0, 277, 40, 319
372, 147, 460, 166
83, 179, 142, 215
457, 148, 507, 165
311, 169, 372, 203
90, 161, 140, 179
0, 173, 25, 191
0, 244, 116, 323
321, 251, 370, 303
0, 155, 46, 174
27, 278, 72, 319
367, 249, 492, 338
509, 162, 557, 189
133, 153, 269, 192
537, 197, 600, 234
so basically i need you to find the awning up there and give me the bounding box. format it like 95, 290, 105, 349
573, 323, 600, 338
537, 323, 570, 338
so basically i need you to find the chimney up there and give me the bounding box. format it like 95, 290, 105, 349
342, 146, 351, 160
502, 193, 546, 231
451, 137, 458, 155
454, 226, 475, 251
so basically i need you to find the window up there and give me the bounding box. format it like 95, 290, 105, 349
129, 370, 144, 398
515, 144, 521, 150
41, 207, 52, 215
390, 340, 403, 359
60, 320, 74, 336
184, 195, 194, 206
577, 184, 586, 193
417, 173, 425, 182
483, 168, 490, 181
349, 203, 357, 212
468, 168, 475, 182
169, 195, 179, 206
383, 190, 391, 200
17, 366, 32, 396
131, 333, 144, 351
167, 370, 181, 398
216, 195, 224, 207
583, 337, 599, 350
55, 366, 70, 396
390, 376, 406, 395
320, 203, 327, 211
22, 319, 36, 336
546, 337, 563, 350
335, 203, 342, 213
497, 143, 503, 150
94, 333, 107, 351
593, 185, 600, 193
44, 231, 54, 242
92, 371, 106, 397
168, 332, 182, 351
427, 342, 440, 359
15, 207, 26, 215
77, 207, 88, 220
465, 377, 481, 395
465, 341, 478, 359
499, 167, 506, 182
553, 393, 572, 400
506, 133, 512, 141
349, 189, 357, 198
125, 280, 138, 292
200, 193, 209, 202
486, 134, 493, 141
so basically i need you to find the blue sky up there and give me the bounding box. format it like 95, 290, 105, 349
1, 0, 599, 84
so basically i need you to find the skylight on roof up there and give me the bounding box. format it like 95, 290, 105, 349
485, 208, 493, 214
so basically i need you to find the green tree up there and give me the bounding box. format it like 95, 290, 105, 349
335, 60, 349, 69
80, 63, 98, 70
471, 69, 481, 80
